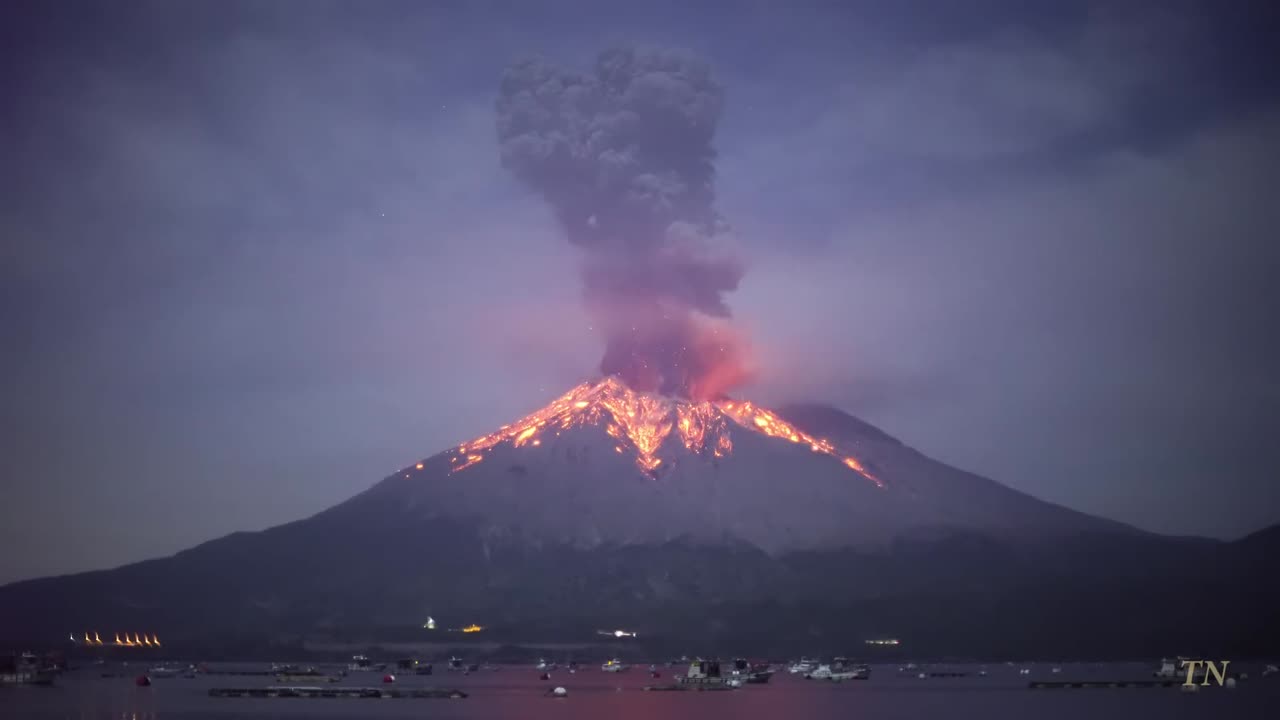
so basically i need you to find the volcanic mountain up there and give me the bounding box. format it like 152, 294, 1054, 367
0, 377, 1273, 658
378, 377, 1131, 553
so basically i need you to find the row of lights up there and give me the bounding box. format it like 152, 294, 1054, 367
71, 632, 161, 647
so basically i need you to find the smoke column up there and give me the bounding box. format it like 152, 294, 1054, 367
496, 47, 748, 400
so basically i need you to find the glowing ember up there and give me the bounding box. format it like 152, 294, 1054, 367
445, 377, 881, 485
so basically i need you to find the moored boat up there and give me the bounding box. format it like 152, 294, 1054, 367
675, 660, 743, 688
788, 658, 817, 674
1155, 657, 1207, 682
806, 657, 869, 681
148, 665, 190, 679
1, 653, 57, 686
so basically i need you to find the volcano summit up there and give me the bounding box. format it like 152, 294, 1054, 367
0, 377, 1273, 658
387, 376, 1126, 554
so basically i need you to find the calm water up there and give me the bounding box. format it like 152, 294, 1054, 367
5, 662, 1277, 719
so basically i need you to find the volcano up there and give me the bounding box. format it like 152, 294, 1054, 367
0, 378, 1274, 658
383, 377, 1130, 553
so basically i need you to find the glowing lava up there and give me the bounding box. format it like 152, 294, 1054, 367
443, 377, 882, 486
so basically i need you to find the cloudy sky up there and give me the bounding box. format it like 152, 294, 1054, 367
2, 0, 1277, 583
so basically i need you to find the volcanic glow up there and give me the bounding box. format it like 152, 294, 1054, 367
447, 377, 881, 486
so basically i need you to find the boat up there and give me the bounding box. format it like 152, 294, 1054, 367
787, 658, 817, 675
601, 659, 628, 673
806, 658, 869, 681
1, 653, 57, 686
148, 665, 189, 679
830, 664, 870, 682
396, 658, 429, 674
675, 660, 741, 688
535, 658, 557, 671
347, 655, 374, 672
730, 658, 774, 684
806, 664, 832, 680
444, 657, 479, 673
1155, 657, 1207, 682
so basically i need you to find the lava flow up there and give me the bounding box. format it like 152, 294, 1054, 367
443, 377, 882, 486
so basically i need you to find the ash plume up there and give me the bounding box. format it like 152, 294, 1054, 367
496, 47, 747, 399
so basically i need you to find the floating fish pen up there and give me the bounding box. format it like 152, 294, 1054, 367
274, 674, 341, 683
1030, 680, 1187, 690
644, 684, 737, 692
209, 686, 466, 699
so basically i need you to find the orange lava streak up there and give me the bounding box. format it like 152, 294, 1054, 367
447, 377, 880, 485
718, 401, 883, 487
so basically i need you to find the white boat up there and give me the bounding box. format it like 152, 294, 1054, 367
806, 664, 833, 680
1155, 657, 1206, 682
787, 658, 816, 675
601, 659, 628, 673
806, 660, 869, 682
147, 665, 188, 678
831, 665, 870, 682
535, 658, 557, 671
347, 655, 373, 672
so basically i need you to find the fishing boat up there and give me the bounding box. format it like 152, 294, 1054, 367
395, 658, 430, 674
675, 660, 743, 688
1, 653, 57, 686
787, 658, 817, 675
806, 658, 870, 681
446, 657, 476, 672
601, 659, 629, 673
730, 658, 774, 684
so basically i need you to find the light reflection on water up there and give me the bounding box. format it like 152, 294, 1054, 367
7, 662, 1278, 720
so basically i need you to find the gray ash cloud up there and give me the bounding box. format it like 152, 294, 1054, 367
496, 47, 746, 398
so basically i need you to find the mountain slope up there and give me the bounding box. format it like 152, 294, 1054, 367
0, 380, 1271, 657
352, 378, 1138, 554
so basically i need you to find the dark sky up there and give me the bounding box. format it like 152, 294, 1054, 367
3, 0, 1278, 584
